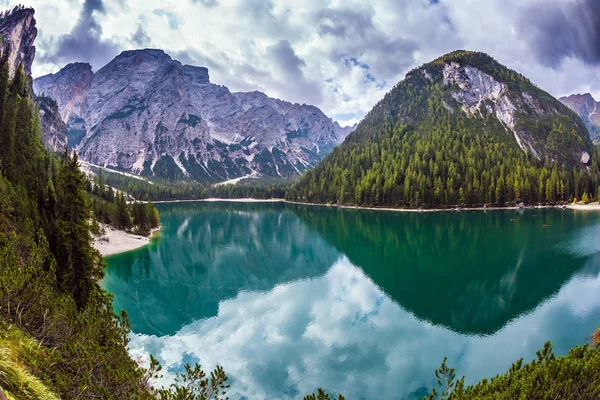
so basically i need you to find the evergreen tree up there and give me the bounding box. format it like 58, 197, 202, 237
55, 150, 100, 308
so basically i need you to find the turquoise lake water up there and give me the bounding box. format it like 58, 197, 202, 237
102, 202, 600, 399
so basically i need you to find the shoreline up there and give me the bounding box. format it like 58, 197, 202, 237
150, 198, 600, 213
93, 225, 161, 257
285, 200, 564, 213
152, 198, 286, 204
96, 201, 600, 257
566, 203, 600, 211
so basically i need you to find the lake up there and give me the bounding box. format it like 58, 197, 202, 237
102, 202, 600, 399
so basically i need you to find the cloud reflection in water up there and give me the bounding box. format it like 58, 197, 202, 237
128, 256, 600, 400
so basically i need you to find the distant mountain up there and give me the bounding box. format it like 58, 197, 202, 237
288, 51, 597, 208
34, 49, 355, 183
0, 6, 67, 151
559, 93, 600, 142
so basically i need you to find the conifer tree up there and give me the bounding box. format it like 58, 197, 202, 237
55, 150, 100, 308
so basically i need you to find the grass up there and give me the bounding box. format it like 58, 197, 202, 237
0, 323, 59, 400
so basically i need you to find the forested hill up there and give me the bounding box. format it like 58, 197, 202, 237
287, 51, 600, 208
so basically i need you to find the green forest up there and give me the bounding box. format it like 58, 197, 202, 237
287, 51, 600, 209
86, 172, 160, 236
87, 167, 288, 202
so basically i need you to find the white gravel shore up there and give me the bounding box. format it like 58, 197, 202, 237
93, 225, 160, 256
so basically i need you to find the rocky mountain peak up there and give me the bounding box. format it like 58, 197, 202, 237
34, 49, 353, 182
560, 93, 600, 142
409, 51, 592, 164
116, 48, 170, 60
0, 6, 36, 78
62, 62, 94, 74
182, 65, 210, 85
560, 93, 597, 113
33, 62, 94, 124
104, 49, 210, 85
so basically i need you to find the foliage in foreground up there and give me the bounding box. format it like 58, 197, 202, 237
0, 324, 59, 400
147, 356, 230, 400
303, 389, 345, 400
0, 48, 151, 396
424, 341, 600, 399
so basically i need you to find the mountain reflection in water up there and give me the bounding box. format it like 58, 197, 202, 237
103, 203, 600, 399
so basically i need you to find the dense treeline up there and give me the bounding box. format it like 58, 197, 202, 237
287, 52, 599, 208
91, 167, 288, 201
287, 118, 600, 207
0, 52, 152, 396
87, 172, 159, 235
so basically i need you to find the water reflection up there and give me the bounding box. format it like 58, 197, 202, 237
291, 206, 596, 334
102, 203, 600, 400
102, 202, 338, 336
128, 256, 600, 400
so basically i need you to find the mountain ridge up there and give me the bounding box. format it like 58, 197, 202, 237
34, 48, 355, 183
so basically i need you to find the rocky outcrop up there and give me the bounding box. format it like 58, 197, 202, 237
33, 62, 93, 149
443, 62, 540, 157
34, 49, 355, 182
32, 63, 93, 121
35, 95, 68, 151
0, 6, 36, 78
0, 6, 68, 151
439, 60, 590, 165
559, 93, 600, 142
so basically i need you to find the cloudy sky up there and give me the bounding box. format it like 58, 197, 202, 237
2, 0, 599, 125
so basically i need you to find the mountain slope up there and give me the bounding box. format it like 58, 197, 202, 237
35, 95, 68, 150
0, 6, 67, 151
33, 49, 354, 183
288, 51, 598, 208
560, 93, 600, 142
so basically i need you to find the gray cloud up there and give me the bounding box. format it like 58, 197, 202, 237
192, 0, 218, 8
153, 9, 181, 29
268, 40, 305, 78
171, 48, 272, 93
38, 0, 119, 70
21, 0, 600, 124
267, 40, 323, 105
519, 0, 600, 67
316, 8, 374, 39
131, 20, 152, 48
314, 6, 418, 81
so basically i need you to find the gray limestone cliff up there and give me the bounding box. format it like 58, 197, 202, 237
0, 6, 67, 151
34, 49, 355, 182
0, 6, 36, 78
560, 93, 600, 143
